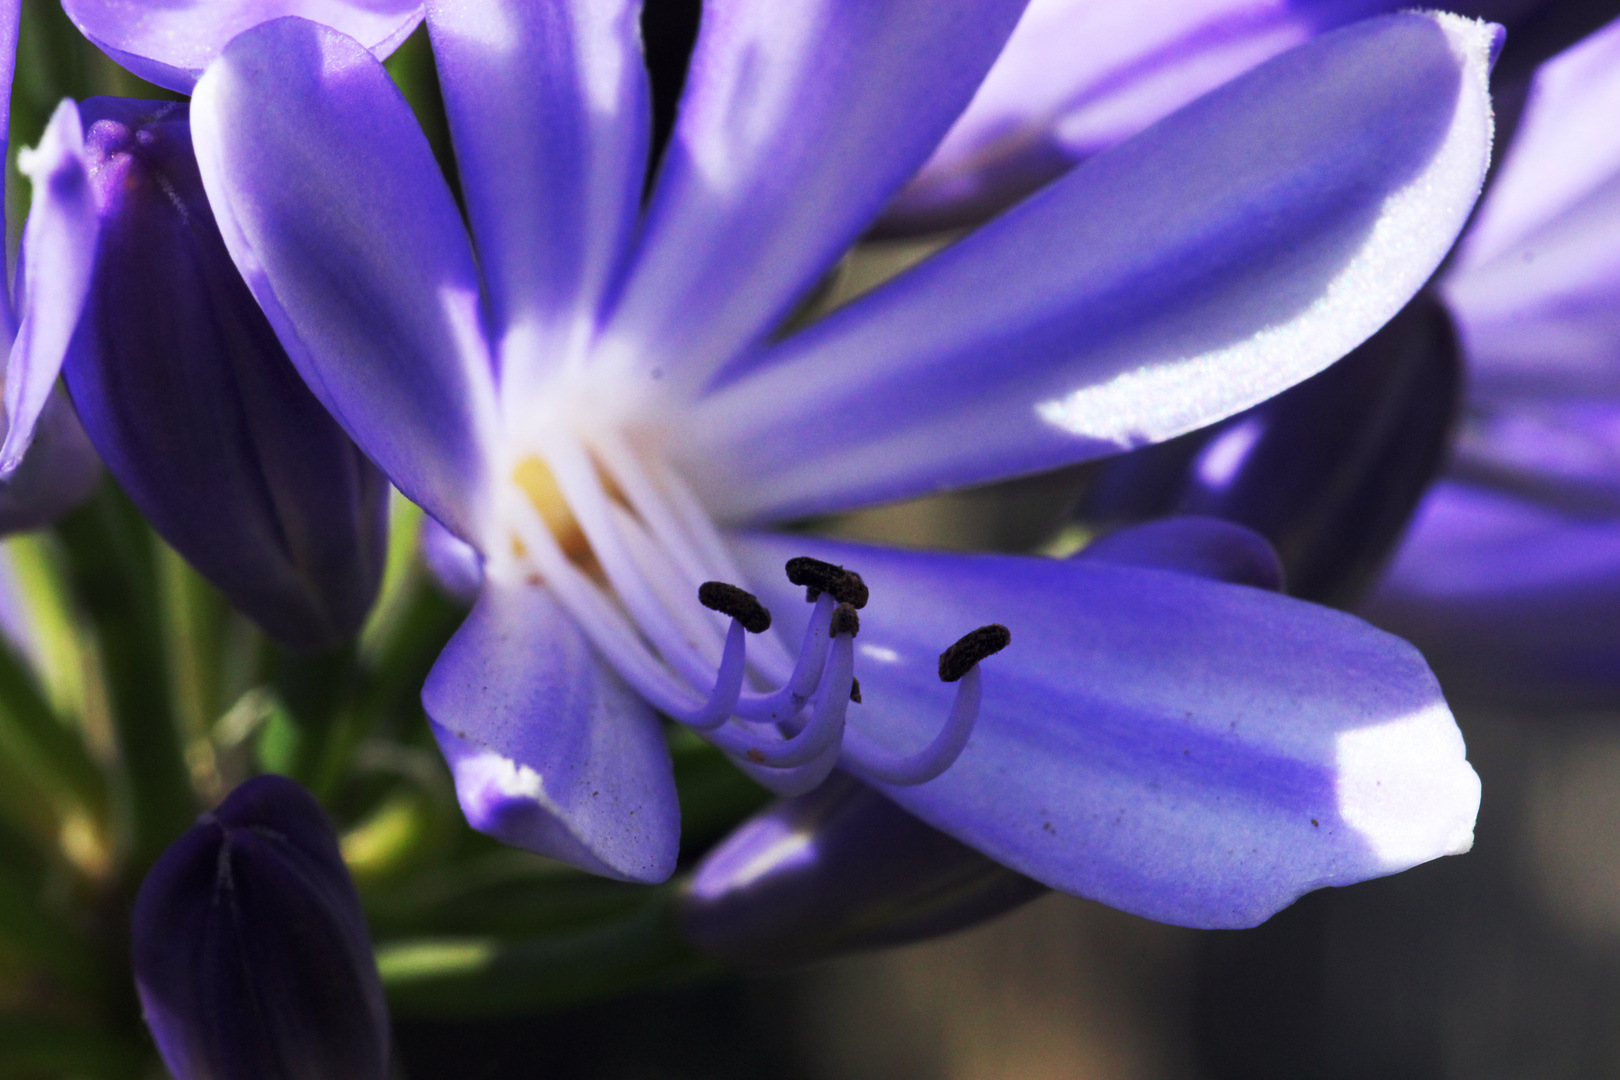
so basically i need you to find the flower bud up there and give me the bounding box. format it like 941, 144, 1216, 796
1075, 515, 1285, 592
1077, 292, 1460, 606
679, 774, 1046, 970
63, 98, 388, 651
132, 774, 389, 1080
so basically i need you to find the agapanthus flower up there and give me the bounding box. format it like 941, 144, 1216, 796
1361, 14, 1620, 709
0, 0, 102, 532
174, 1, 1496, 928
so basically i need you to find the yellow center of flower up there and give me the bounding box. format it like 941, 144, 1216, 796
512, 455, 591, 564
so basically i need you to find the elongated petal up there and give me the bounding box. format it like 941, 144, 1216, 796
1363, 481, 1620, 710
192, 17, 501, 548
0, 0, 18, 295
0, 102, 99, 479
62, 0, 422, 93
883, 0, 1393, 234
426, 0, 648, 404
682, 13, 1498, 523
1443, 15, 1620, 403
422, 577, 679, 884
598, 0, 1030, 395
732, 532, 1478, 929
66, 99, 389, 651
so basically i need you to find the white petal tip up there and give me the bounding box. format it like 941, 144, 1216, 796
1336, 702, 1483, 870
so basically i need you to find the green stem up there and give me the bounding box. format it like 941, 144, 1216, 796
55, 484, 196, 870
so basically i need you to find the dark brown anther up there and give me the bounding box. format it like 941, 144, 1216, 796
938, 624, 1011, 682
849, 678, 862, 704
829, 602, 860, 638
784, 556, 869, 608
698, 581, 772, 634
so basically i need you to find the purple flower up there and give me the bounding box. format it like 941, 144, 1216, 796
132, 774, 391, 1080
1362, 16, 1620, 709
183, 3, 1493, 928
59, 98, 390, 651
0, 0, 102, 531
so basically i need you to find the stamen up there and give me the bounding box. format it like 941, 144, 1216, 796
785, 556, 869, 608
829, 602, 860, 638
507, 493, 704, 717
734, 594, 835, 721
607, 442, 796, 680
537, 434, 720, 688
705, 633, 853, 768
842, 625, 1011, 786
842, 666, 984, 786
850, 677, 861, 704
698, 582, 772, 634
609, 502, 730, 666
669, 619, 750, 732
938, 624, 1011, 682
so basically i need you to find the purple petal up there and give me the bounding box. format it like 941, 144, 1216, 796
1442, 15, 1620, 404
1362, 481, 1620, 710
882, 0, 1394, 234
420, 514, 483, 604
191, 17, 502, 548
426, 0, 648, 402
0, 102, 100, 479
1448, 399, 1620, 515
0, 0, 19, 223
681, 13, 1499, 523
62, 0, 423, 93
66, 98, 389, 651
598, 0, 1030, 395
0, 388, 100, 536
732, 532, 1479, 929
422, 577, 679, 884
1077, 515, 1284, 592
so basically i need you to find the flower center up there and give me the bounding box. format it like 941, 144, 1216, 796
511, 454, 591, 564
498, 424, 1006, 794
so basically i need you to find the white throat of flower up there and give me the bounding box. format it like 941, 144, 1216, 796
490, 403, 1007, 792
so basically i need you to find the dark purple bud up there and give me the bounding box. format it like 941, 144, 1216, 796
63, 99, 388, 651
678, 774, 1045, 970
132, 774, 389, 1080
1077, 516, 1285, 593
1077, 291, 1460, 606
